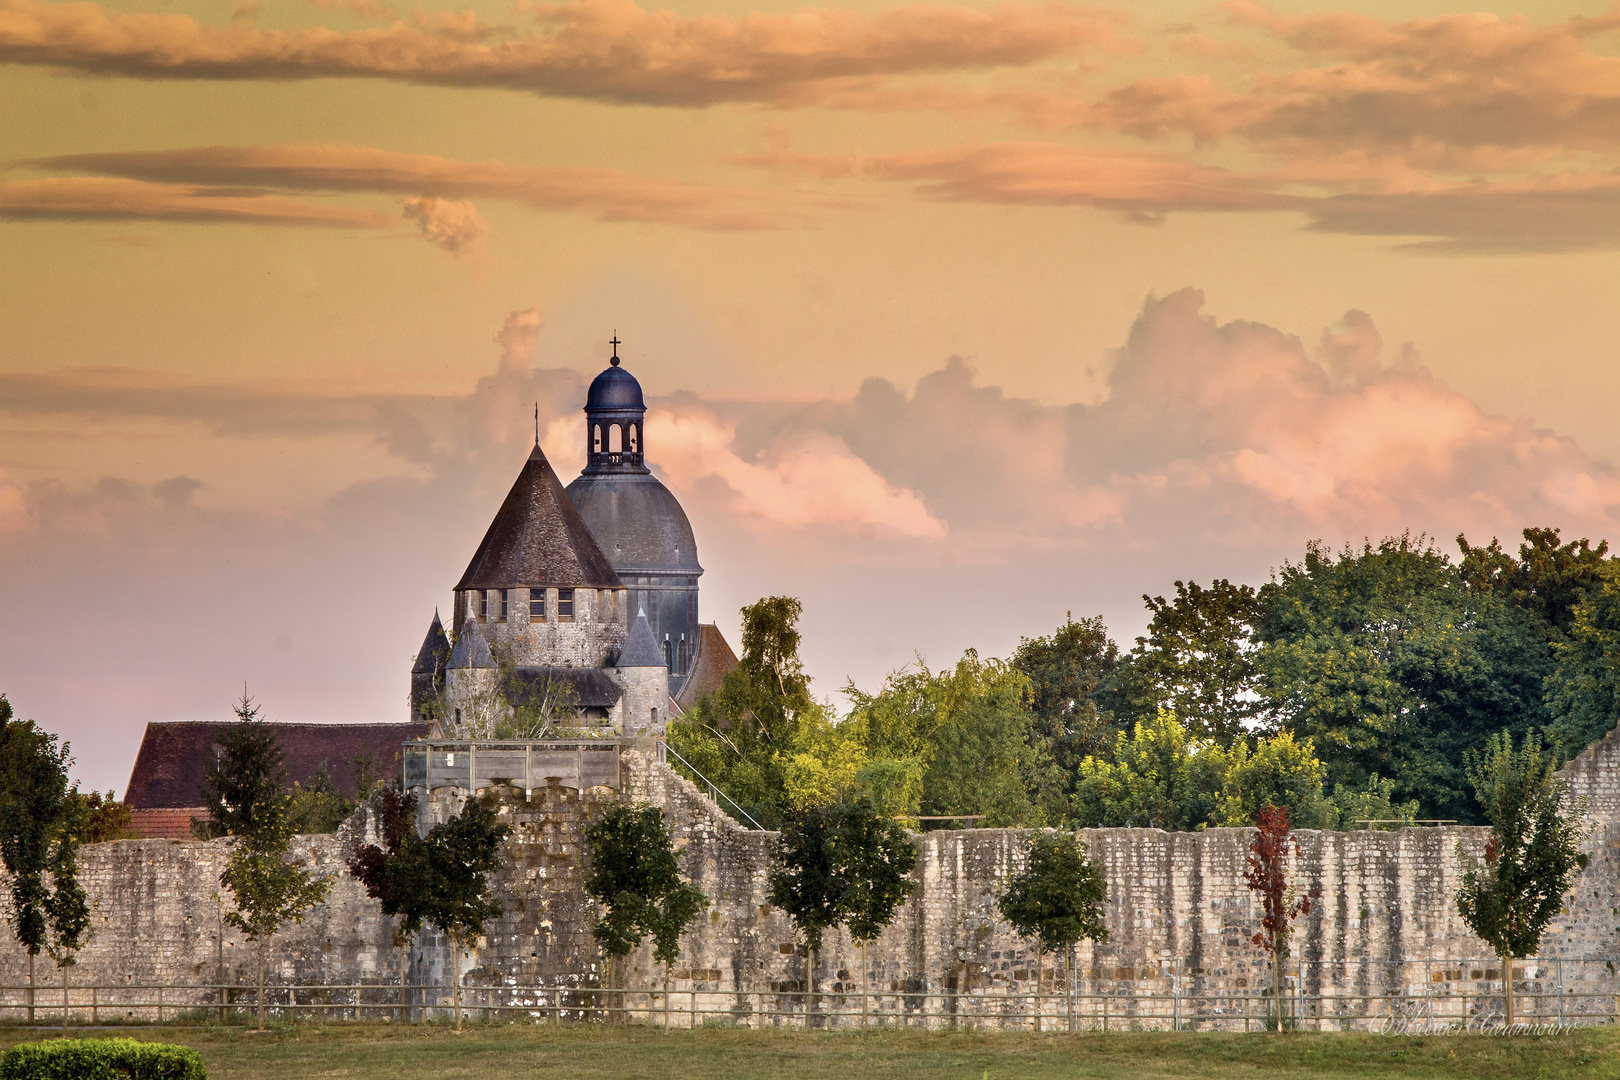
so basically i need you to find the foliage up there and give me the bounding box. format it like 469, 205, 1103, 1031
1105, 581, 1264, 746
0, 1038, 207, 1080
346, 786, 430, 948
0, 699, 91, 973
767, 798, 917, 952
195, 690, 289, 840
583, 803, 708, 966
997, 831, 1108, 954
420, 795, 509, 946
1012, 614, 1119, 806
1216, 730, 1334, 829
287, 761, 356, 835
667, 597, 830, 828
1245, 804, 1318, 1029
842, 652, 1048, 827
1254, 534, 1555, 823
1544, 560, 1620, 754
68, 789, 135, 844
1458, 527, 1609, 639
1455, 732, 1590, 966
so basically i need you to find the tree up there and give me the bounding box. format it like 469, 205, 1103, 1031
1106, 580, 1263, 746
1013, 615, 1120, 813
1071, 712, 1228, 831
420, 795, 509, 1032
69, 790, 134, 844
997, 831, 1108, 1032
767, 798, 916, 1027
205, 687, 332, 1030
1244, 804, 1317, 1031
0, 698, 86, 1024
1454, 731, 1589, 1031
195, 690, 289, 840
287, 761, 355, 835
219, 790, 333, 1031
667, 597, 827, 828
1255, 534, 1552, 823
1545, 560, 1620, 755
347, 786, 431, 1018
583, 803, 708, 1026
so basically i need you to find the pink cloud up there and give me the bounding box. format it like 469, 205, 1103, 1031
0, 176, 392, 227
401, 194, 488, 254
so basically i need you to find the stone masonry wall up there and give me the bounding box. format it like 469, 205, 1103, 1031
5, 728, 1619, 1028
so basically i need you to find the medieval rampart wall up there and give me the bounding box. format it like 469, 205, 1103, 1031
3, 730, 1617, 1026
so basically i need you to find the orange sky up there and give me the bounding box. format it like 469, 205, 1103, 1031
5, 0, 1620, 791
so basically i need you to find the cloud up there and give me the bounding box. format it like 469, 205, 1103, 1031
0, 176, 392, 227
30, 144, 802, 230
401, 194, 488, 254
649, 405, 946, 538
0, 0, 1129, 106
493, 308, 542, 373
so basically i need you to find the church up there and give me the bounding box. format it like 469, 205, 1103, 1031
409, 344, 737, 739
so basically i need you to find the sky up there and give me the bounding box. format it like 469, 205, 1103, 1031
4, 0, 1620, 792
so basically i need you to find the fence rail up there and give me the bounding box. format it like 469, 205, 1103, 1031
3, 970, 1617, 1033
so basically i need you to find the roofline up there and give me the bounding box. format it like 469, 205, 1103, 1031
136, 720, 424, 729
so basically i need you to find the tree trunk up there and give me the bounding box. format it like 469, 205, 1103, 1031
1066, 947, 1075, 1034
62, 963, 69, 1037
1034, 949, 1041, 1034
861, 942, 868, 1033
664, 962, 671, 1031
399, 937, 408, 1022
1273, 945, 1285, 1033
257, 937, 268, 1032
453, 941, 464, 1033
27, 951, 34, 1024
1502, 951, 1514, 1030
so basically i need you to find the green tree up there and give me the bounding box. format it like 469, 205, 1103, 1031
1255, 534, 1550, 822
583, 803, 708, 1025
1545, 560, 1620, 754
667, 597, 828, 827
1458, 527, 1609, 640
767, 798, 918, 1022
0, 698, 85, 1023
346, 786, 430, 1017
219, 782, 333, 1031
1244, 804, 1317, 1031
68, 790, 135, 844
1454, 731, 1589, 1031
1013, 615, 1120, 811
1106, 580, 1264, 746
287, 761, 355, 835
195, 690, 288, 840
997, 831, 1108, 1032
1071, 712, 1228, 831
421, 795, 509, 1032
1216, 731, 1334, 830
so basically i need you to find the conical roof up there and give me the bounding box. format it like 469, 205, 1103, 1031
618, 609, 666, 668
456, 444, 623, 590
412, 610, 451, 675
448, 620, 494, 669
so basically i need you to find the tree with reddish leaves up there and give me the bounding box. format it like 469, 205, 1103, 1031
1244, 803, 1318, 1031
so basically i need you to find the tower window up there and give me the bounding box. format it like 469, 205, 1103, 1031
530, 587, 546, 621
499, 589, 509, 621
609, 424, 623, 452
592, 424, 602, 453
629, 423, 640, 453
478, 591, 488, 622
663, 636, 672, 668
558, 588, 574, 620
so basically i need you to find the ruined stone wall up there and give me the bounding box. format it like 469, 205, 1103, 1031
5, 729, 1618, 1029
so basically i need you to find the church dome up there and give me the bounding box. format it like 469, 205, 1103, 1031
565, 472, 702, 575
586, 360, 645, 411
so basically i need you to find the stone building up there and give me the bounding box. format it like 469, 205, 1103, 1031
411, 344, 737, 737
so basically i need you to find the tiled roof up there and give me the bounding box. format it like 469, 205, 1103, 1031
128, 807, 202, 840
673, 624, 740, 711
124, 721, 428, 810
456, 445, 622, 591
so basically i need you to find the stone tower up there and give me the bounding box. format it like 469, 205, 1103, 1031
564, 346, 705, 693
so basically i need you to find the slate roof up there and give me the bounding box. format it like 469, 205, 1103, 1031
619, 610, 666, 669
124, 721, 428, 810
673, 624, 740, 711
565, 472, 703, 575
447, 620, 494, 669
456, 444, 622, 591
413, 610, 451, 675
506, 667, 623, 710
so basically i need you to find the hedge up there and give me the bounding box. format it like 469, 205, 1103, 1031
0, 1037, 206, 1080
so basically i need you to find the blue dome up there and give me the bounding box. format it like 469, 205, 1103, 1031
586, 362, 645, 412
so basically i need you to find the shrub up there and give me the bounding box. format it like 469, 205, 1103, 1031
0, 1037, 206, 1080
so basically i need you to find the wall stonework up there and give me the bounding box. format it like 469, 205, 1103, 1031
6, 731, 1619, 1026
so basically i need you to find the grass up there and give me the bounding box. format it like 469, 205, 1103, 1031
1, 1022, 1617, 1080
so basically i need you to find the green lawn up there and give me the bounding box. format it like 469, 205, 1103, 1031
2, 1023, 1616, 1079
